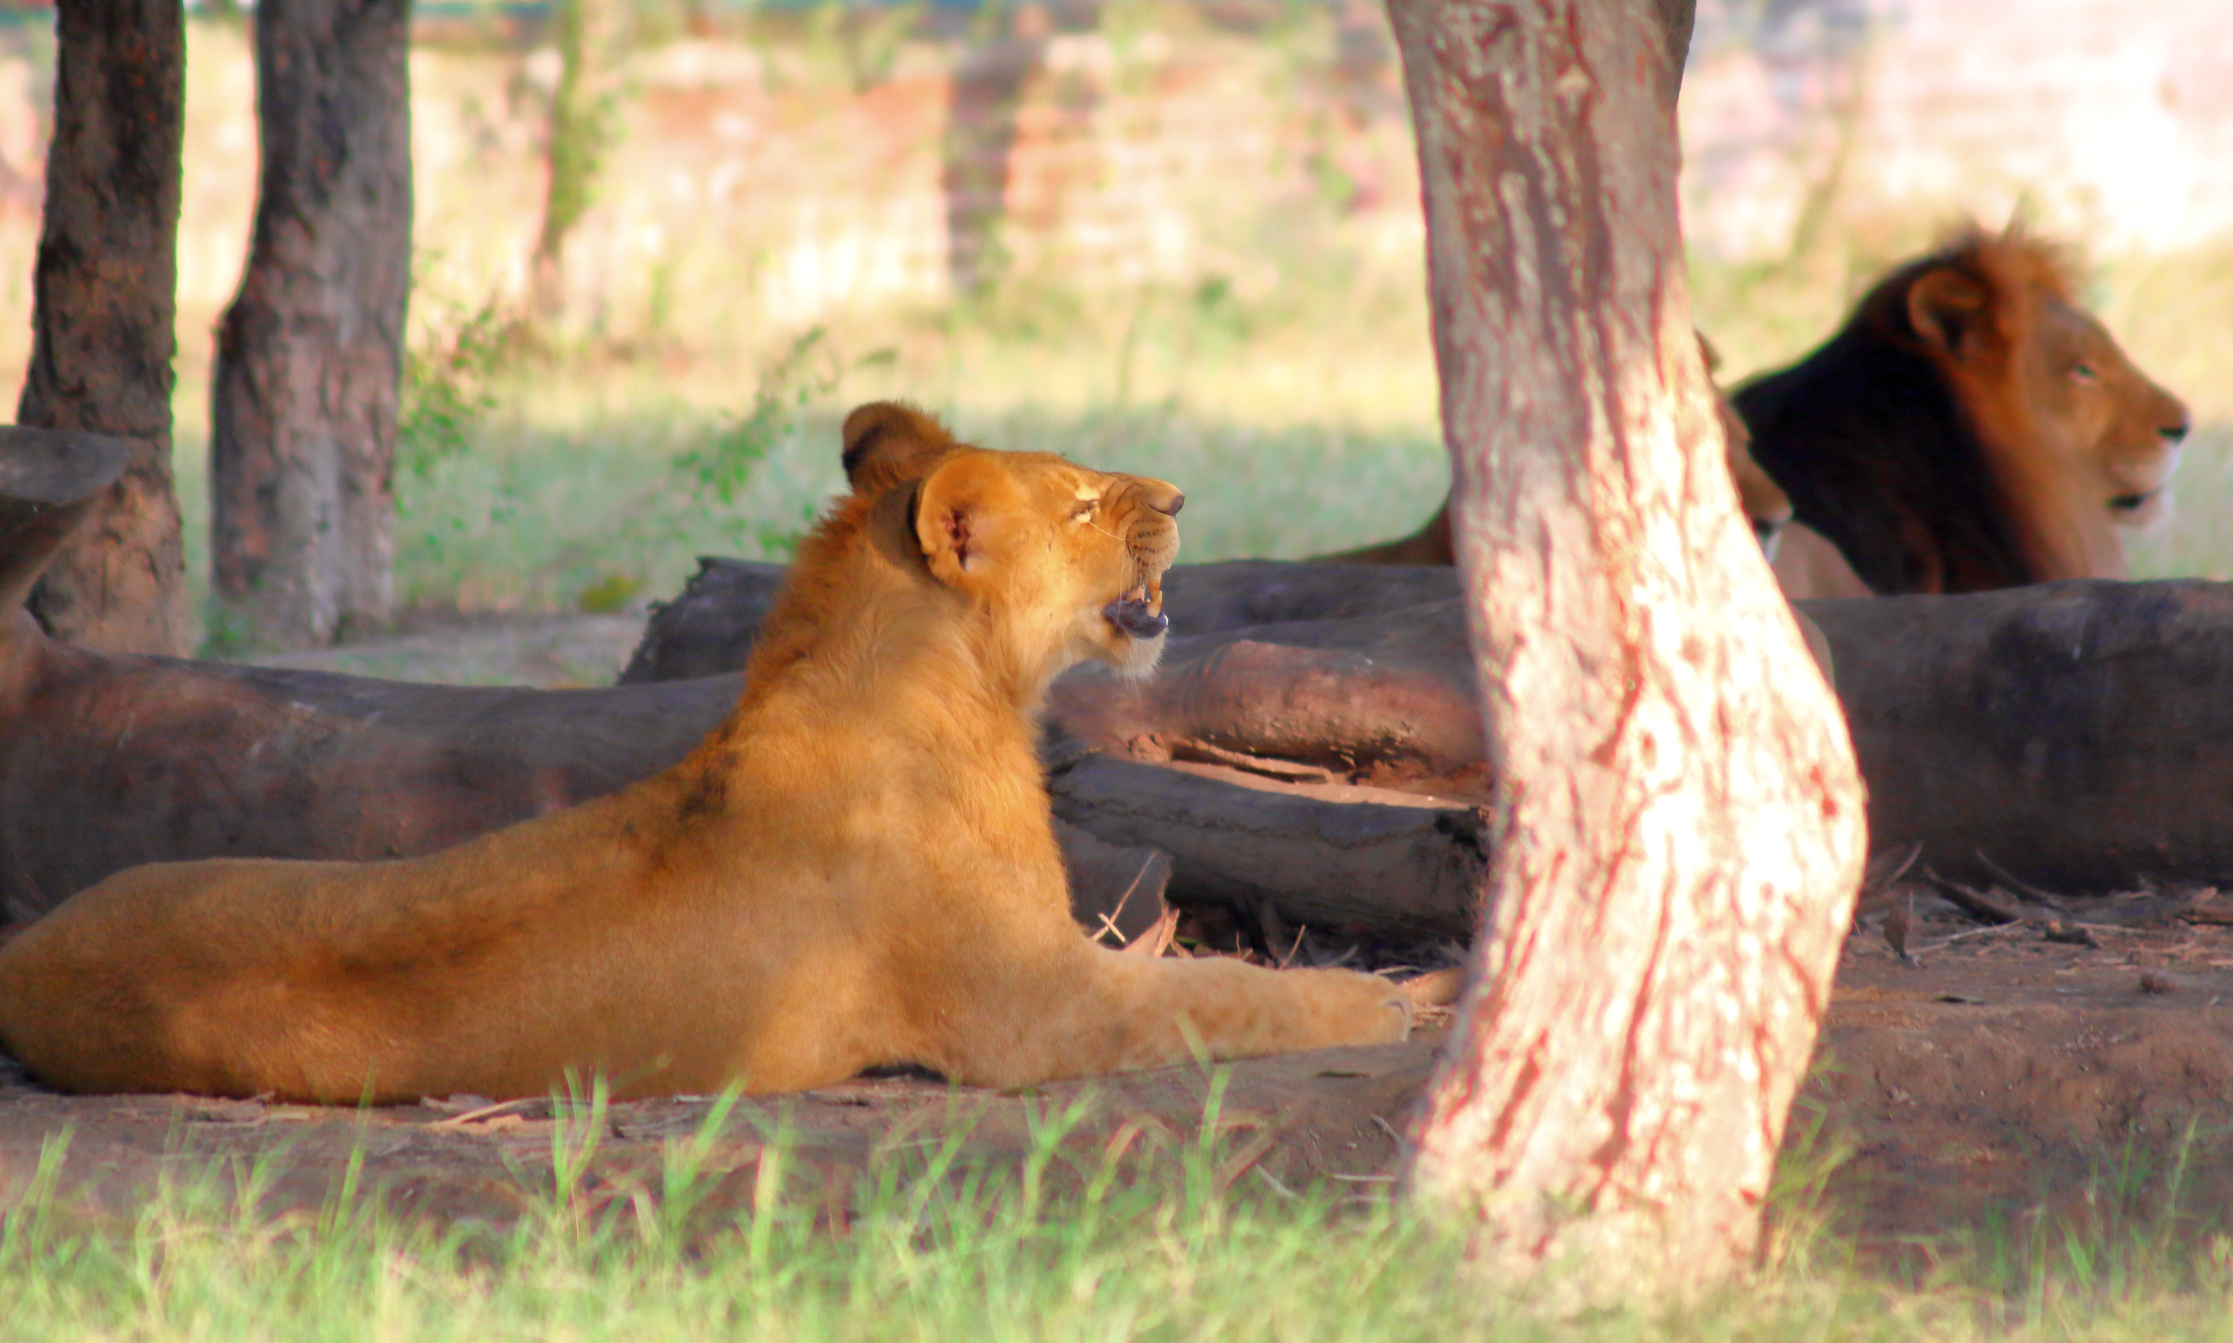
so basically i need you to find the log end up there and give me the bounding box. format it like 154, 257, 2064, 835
0, 427, 137, 617
0, 427, 133, 508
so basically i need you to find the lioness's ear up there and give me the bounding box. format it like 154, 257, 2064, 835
1907, 267, 1991, 357
912, 453, 1018, 589
842, 401, 957, 498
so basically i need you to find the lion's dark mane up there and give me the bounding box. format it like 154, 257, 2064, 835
1734, 250, 2035, 596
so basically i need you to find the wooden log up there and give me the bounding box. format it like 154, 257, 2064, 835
621, 554, 2233, 895
622, 559, 1488, 778
618, 557, 785, 684
0, 648, 733, 922
0, 641, 1181, 941
34, 413, 2233, 925
1054, 821, 1174, 950
625, 561, 1488, 777
0, 428, 134, 615
1050, 605, 1485, 780
617, 557, 1462, 682
1048, 752, 1488, 943
1808, 580, 2233, 893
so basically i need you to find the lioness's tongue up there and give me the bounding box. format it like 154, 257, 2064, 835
1104, 591, 1169, 639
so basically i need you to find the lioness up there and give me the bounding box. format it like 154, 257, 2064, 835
0, 409, 1410, 1102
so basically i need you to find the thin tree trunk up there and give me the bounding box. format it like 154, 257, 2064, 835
18, 0, 188, 655
941, 21, 1045, 296
530, 0, 620, 315
210, 0, 412, 647
1387, 0, 1865, 1284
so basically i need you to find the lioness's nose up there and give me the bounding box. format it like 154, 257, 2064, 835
1158, 493, 1185, 516
2162, 420, 2190, 445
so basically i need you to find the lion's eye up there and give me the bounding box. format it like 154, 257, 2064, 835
2071, 361, 2098, 383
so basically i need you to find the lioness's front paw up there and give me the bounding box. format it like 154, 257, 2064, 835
1295, 967, 1412, 1045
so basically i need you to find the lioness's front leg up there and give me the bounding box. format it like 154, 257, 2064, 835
940, 948, 1412, 1089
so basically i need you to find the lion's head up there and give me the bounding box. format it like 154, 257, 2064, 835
908, 447, 1184, 679
2024, 284, 2191, 529
1737, 225, 2189, 595
749, 403, 1185, 697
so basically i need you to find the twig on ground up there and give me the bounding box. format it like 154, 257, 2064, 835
1923, 867, 2022, 925
1911, 922, 2032, 956
1975, 850, 2071, 911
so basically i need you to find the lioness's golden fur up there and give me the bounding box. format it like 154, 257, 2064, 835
0, 407, 1409, 1102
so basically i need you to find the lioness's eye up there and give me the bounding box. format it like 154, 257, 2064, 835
2071, 361, 2098, 382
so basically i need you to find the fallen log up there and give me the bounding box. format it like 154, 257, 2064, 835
1049, 606, 1485, 781
617, 556, 1463, 682
618, 558, 786, 684
0, 634, 1173, 941
0, 428, 1172, 942
624, 553, 2233, 895
1804, 580, 2233, 892
30, 414, 2233, 926
1049, 752, 1487, 943
626, 558, 1487, 777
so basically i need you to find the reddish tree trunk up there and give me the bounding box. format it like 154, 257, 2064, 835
1387, 0, 1866, 1282
18, 0, 189, 655
1655, 0, 1695, 97
210, 0, 413, 646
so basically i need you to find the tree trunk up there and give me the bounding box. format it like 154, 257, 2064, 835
17, 0, 188, 655
530, 0, 621, 314
210, 0, 413, 647
941, 23, 1045, 296
1654, 0, 1695, 99
1386, 0, 1866, 1284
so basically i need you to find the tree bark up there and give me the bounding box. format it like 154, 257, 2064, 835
1386, 0, 1865, 1284
210, 0, 413, 647
531, 0, 621, 314
1654, 0, 1694, 100
18, 0, 189, 655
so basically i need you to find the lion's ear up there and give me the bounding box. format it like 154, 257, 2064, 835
1907, 267, 1992, 357
842, 401, 956, 498
912, 453, 1016, 589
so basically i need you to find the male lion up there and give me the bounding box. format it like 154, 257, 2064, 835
1739, 224, 2191, 599
0, 408, 1410, 1102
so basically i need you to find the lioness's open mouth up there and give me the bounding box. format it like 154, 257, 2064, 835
1103, 575, 1167, 639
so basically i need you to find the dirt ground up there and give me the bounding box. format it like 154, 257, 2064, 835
15, 618, 2233, 1259
8, 889, 2233, 1258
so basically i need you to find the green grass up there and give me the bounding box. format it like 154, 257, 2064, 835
174, 270, 1455, 650
9, 1088, 2233, 1342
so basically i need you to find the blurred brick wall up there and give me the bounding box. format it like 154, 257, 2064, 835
0, 0, 2222, 360
1682, 0, 2233, 258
